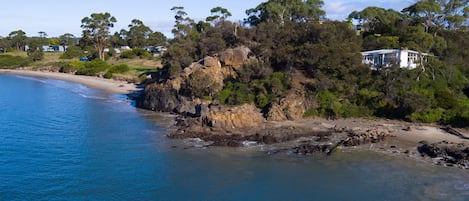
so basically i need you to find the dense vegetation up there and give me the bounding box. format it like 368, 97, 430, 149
0, 0, 468, 126
158, 0, 469, 127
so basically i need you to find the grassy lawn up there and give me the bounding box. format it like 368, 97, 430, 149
2, 51, 162, 82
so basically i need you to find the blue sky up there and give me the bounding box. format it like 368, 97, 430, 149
0, 0, 416, 38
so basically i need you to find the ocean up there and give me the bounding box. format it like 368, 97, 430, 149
0, 74, 468, 201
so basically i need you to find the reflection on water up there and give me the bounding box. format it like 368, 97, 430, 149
0, 74, 467, 201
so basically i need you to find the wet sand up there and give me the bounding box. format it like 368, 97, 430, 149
0, 69, 139, 94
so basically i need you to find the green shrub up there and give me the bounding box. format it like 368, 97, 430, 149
303, 108, 319, 118
120, 48, 152, 59
59, 61, 83, 73
0, 55, 32, 69
410, 109, 443, 123
217, 82, 255, 105
132, 48, 152, 59
76, 59, 110, 76
103, 64, 130, 79
120, 50, 136, 59
60, 46, 83, 59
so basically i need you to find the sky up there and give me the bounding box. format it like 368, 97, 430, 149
0, 0, 417, 38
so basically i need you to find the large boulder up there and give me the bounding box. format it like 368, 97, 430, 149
137, 82, 196, 114
203, 104, 264, 131
267, 90, 309, 121
219, 46, 254, 70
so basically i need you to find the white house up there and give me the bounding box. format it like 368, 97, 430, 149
361, 49, 428, 70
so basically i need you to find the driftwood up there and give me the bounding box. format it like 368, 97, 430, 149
442, 126, 469, 140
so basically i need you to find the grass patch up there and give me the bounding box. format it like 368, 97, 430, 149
0, 54, 32, 69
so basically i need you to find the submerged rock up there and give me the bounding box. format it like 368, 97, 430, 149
418, 142, 469, 169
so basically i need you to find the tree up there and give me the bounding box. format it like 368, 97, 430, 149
8, 30, 27, 51
148, 31, 167, 47
171, 6, 196, 38
348, 7, 403, 34
245, 0, 325, 26
27, 38, 44, 61
59, 33, 75, 50
0, 37, 10, 53
38, 31, 48, 46
127, 19, 152, 48
110, 30, 127, 48
402, 0, 469, 35
81, 12, 116, 60
206, 7, 232, 23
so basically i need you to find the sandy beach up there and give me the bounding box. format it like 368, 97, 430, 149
0, 69, 139, 94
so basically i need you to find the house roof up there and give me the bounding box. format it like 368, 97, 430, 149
361, 49, 428, 56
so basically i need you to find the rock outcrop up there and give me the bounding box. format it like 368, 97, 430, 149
203, 104, 264, 131
138, 46, 256, 114
219, 46, 254, 70
267, 90, 309, 121
418, 141, 469, 169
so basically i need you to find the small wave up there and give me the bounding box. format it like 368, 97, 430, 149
14, 75, 48, 83
454, 182, 469, 190
78, 93, 107, 100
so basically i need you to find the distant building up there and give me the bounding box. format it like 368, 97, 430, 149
42, 45, 67, 52
361, 49, 428, 70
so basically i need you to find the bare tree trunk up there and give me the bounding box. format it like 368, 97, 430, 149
416, 53, 426, 81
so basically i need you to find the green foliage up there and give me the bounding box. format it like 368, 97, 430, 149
104, 64, 130, 79
76, 59, 110, 76
0, 55, 31, 68
81, 12, 117, 60
410, 109, 444, 123
60, 46, 83, 59
183, 70, 221, 98
120, 50, 137, 59
120, 48, 152, 59
59, 61, 82, 73
216, 71, 291, 108
217, 82, 255, 105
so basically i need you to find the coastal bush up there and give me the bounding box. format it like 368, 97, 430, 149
120, 48, 152, 59
182, 70, 221, 98
0, 55, 31, 68
76, 59, 110, 76
60, 46, 83, 59
103, 64, 130, 79
120, 50, 137, 59
409, 109, 444, 123
217, 82, 255, 105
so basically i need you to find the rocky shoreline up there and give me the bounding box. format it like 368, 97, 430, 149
134, 46, 469, 169
165, 107, 469, 169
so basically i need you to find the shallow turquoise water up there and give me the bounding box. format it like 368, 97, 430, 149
0, 74, 468, 201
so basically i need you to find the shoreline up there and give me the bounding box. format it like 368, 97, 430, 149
0, 69, 140, 94
2, 69, 467, 168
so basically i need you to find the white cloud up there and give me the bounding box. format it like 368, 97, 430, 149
325, 2, 349, 14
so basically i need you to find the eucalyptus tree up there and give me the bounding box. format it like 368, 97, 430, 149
171, 6, 196, 38
348, 7, 403, 34
110, 30, 127, 48
59, 33, 75, 50
148, 31, 167, 47
402, 0, 469, 34
81, 12, 117, 60
8, 30, 27, 51
206, 7, 232, 23
245, 0, 325, 27
27, 37, 44, 61
127, 19, 152, 48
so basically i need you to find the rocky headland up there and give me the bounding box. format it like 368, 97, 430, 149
136, 46, 469, 169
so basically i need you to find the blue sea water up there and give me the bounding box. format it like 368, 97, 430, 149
0, 74, 468, 201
